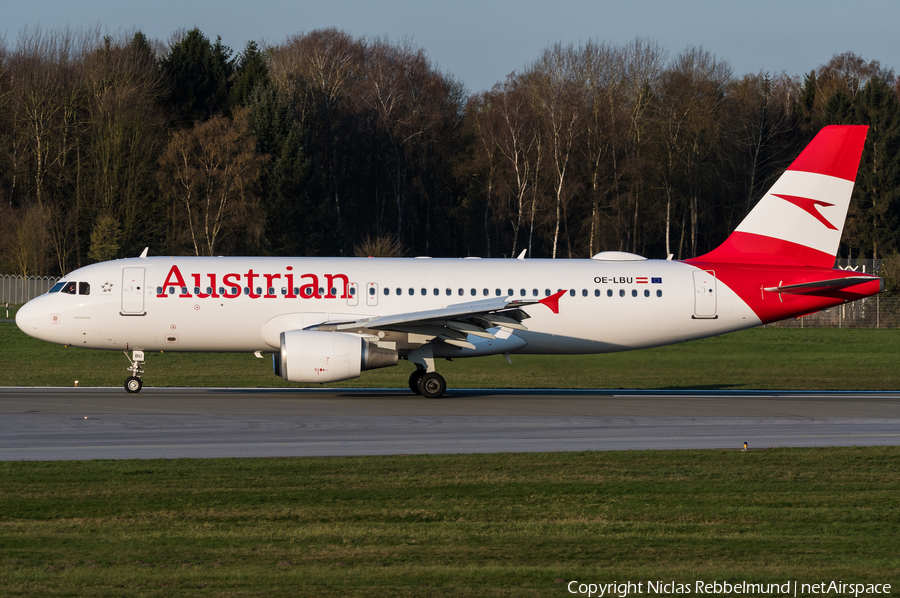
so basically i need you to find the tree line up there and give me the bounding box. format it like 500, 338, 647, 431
1, 26, 898, 276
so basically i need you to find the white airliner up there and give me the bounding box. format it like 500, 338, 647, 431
16, 125, 883, 398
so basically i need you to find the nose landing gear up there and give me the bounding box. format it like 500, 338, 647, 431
124, 350, 145, 393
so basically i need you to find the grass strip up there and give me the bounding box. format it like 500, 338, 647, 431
0, 448, 898, 596
2, 322, 900, 390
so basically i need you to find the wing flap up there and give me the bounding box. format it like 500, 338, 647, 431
318, 292, 566, 350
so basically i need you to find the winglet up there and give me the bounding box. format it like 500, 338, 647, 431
538, 289, 566, 314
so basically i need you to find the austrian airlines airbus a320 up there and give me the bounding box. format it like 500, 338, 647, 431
16, 125, 883, 398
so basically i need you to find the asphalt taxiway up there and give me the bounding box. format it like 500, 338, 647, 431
1, 387, 899, 460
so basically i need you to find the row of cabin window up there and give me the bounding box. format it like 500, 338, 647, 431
376, 287, 663, 298
158, 286, 664, 299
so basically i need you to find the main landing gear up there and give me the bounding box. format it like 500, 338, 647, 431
407, 346, 447, 398
124, 350, 145, 393
408, 368, 447, 399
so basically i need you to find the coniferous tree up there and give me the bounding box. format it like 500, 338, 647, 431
230, 41, 269, 110
160, 28, 233, 124
248, 84, 334, 256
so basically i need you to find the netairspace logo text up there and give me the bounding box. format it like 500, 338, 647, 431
566, 580, 892, 597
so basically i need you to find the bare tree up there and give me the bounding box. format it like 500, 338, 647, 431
657, 46, 731, 258
527, 43, 583, 258
157, 108, 268, 256
82, 32, 168, 259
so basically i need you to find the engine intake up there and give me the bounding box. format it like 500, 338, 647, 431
274, 330, 398, 383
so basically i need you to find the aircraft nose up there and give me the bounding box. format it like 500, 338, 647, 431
15, 300, 42, 338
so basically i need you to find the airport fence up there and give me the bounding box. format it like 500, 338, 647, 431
0, 275, 59, 305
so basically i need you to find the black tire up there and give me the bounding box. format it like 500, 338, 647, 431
408, 369, 425, 394
125, 376, 143, 393
417, 372, 446, 399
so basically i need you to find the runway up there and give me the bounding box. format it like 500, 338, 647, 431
2, 387, 899, 460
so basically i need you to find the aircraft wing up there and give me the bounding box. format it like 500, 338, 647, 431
763, 276, 880, 295
318, 290, 566, 350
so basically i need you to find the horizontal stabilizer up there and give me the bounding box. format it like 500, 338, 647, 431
763, 276, 881, 295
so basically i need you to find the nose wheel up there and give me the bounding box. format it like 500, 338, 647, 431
124, 350, 145, 393
125, 376, 143, 393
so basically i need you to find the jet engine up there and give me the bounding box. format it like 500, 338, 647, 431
274, 330, 398, 383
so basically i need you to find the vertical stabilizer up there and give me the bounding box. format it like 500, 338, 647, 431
695, 125, 868, 267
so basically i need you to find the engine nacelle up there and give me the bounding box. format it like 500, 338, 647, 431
274, 330, 398, 383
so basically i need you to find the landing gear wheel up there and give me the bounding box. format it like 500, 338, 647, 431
417, 372, 446, 399
124, 376, 143, 394
409, 369, 426, 394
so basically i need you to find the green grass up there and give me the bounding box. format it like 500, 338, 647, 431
0, 448, 898, 596
2, 320, 900, 389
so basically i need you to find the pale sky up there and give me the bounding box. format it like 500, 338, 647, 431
4, 0, 897, 93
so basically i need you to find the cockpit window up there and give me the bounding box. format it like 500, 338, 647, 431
49, 282, 66, 293
61, 282, 77, 295
79, 282, 90, 295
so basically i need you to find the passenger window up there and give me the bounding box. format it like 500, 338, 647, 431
383, 288, 388, 295
532, 289, 538, 297
507, 288, 513, 296
569, 289, 575, 297
644, 290, 650, 297
619, 289, 625, 297
79, 282, 90, 295
421, 288, 426, 296
62, 282, 77, 295
446, 288, 452, 296
169, 287, 176, 295
607, 289, 613, 297
483, 289, 489, 296
657, 290, 663, 298
193, 287, 200, 294
582, 289, 587, 297
408, 288, 414, 296
433, 289, 439, 296
369, 287, 376, 296
544, 289, 551, 296
396, 288, 401, 295
594, 289, 600, 297
458, 289, 464, 296
471, 289, 476, 296
243, 287, 250, 295
318, 287, 324, 296
632, 289, 638, 297
520, 289, 526, 297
